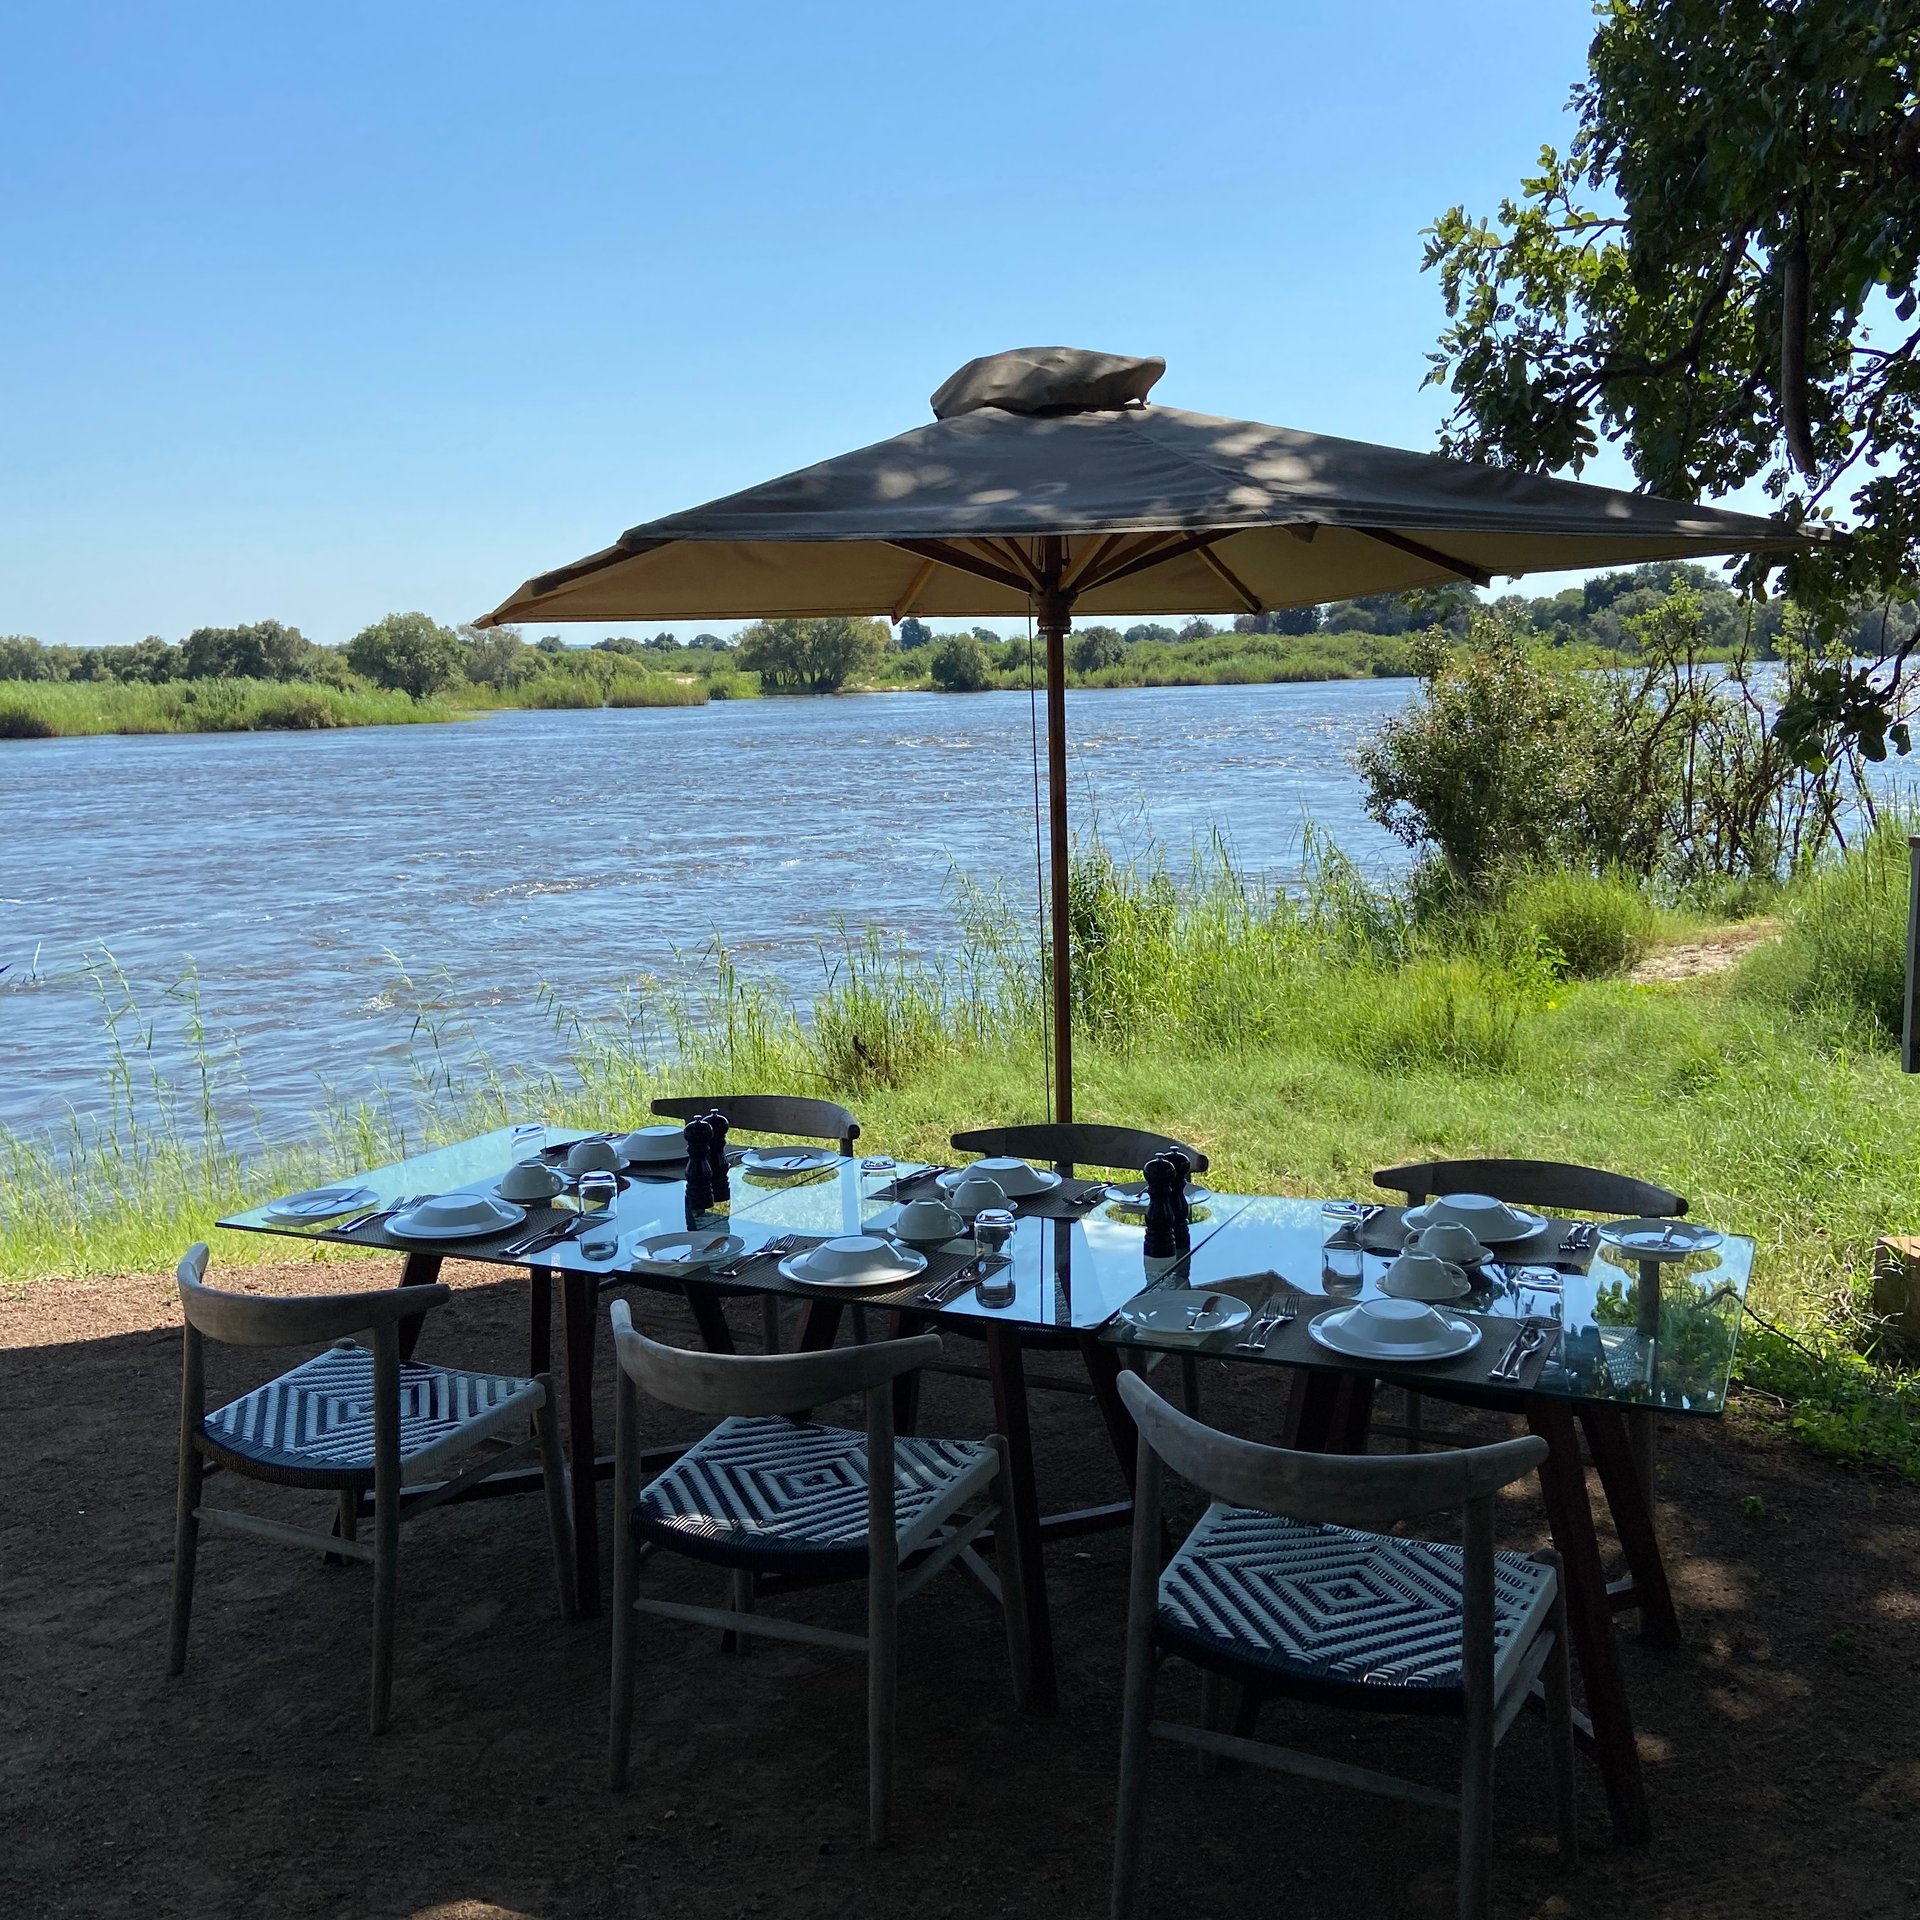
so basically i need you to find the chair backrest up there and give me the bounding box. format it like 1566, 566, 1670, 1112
608, 1297, 936, 1418
949, 1122, 1210, 1176
651, 1094, 860, 1157
1117, 1369, 1544, 1532
174, 1243, 451, 1349
1372, 1158, 1686, 1220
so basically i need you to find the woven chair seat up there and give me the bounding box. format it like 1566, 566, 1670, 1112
634, 1416, 991, 1576
1154, 1504, 1556, 1715
198, 1344, 544, 1488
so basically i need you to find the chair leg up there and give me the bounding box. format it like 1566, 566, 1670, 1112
989, 1436, 1033, 1711
1458, 1676, 1494, 1920
535, 1388, 578, 1621
760, 1293, 782, 1354
868, 1556, 898, 1847
336, 1489, 359, 1544
167, 1444, 203, 1675
1197, 1668, 1226, 1777
1178, 1352, 1200, 1416
368, 1482, 400, 1736
608, 1512, 639, 1789
1110, 1652, 1158, 1918
1542, 1558, 1579, 1865
1405, 1388, 1425, 1453
729, 1568, 755, 1655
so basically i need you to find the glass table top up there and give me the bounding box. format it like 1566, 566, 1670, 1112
1100, 1196, 1752, 1416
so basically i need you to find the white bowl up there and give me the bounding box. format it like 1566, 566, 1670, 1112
566, 1138, 621, 1175
1411, 1221, 1484, 1265
801, 1235, 898, 1279
1415, 1193, 1531, 1239
1381, 1252, 1470, 1301
617, 1126, 688, 1165
969, 1157, 1049, 1198
897, 1198, 964, 1242
1349, 1297, 1451, 1348
499, 1158, 564, 1202
949, 1175, 1008, 1219
398, 1193, 519, 1234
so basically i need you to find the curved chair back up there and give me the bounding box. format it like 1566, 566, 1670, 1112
609, 1298, 936, 1418
950, 1122, 1209, 1176
652, 1094, 860, 1157
1117, 1370, 1544, 1532
1372, 1158, 1685, 1220
175, 1243, 451, 1349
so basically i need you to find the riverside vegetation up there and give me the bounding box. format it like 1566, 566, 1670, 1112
6, 608, 1918, 1478
5, 563, 1909, 737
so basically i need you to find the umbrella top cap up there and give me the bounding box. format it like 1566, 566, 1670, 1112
930, 346, 1165, 421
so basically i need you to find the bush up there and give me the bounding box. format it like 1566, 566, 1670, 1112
251, 686, 347, 730
1740, 819, 1911, 1040
1495, 868, 1655, 979
0, 697, 55, 738
525, 677, 599, 709
928, 633, 993, 692
606, 676, 708, 708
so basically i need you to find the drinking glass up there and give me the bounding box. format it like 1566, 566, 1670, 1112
510, 1122, 547, 1165
1321, 1243, 1365, 1301
972, 1208, 1017, 1306
578, 1169, 618, 1215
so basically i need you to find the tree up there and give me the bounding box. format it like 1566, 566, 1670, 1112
1423, 0, 1920, 762
1072, 626, 1127, 673
1178, 617, 1219, 641
180, 619, 313, 680
896, 616, 934, 650
928, 632, 994, 690
459, 622, 537, 690
345, 612, 466, 698
735, 616, 888, 693
1123, 622, 1178, 644
593, 635, 647, 658
689, 631, 731, 650
0, 635, 48, 679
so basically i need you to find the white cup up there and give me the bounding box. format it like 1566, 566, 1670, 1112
566, 1138, 620, 1176
1413, 1221, 1484, 1264
500, 1158, 564, 1202
951, 1175, 1008, 1219
1383, 1251, 1463, 1300
898, 1197, 964, 1241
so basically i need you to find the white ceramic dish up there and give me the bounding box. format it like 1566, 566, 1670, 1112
742, 1144, 840, 1174
1410, 1221, 1485, 1265
1380, 1253, 1472, 1302
497, 1161, 565, 1203
387, 1193, 527, 1241
1598, 1219, 1725, 1260
1403, 1195, 1547, 1245
265, 1184, 377, 1223
617, 1126, 688, 1166
1309, 1299, 1481, 1362
894, 1198, 966, 1244
1107, 1178, 1211, 1206
778, 1235, 928, 1289
628, 1230, 744, 1273
1116, 1289, 1252, 1336
938, 1159, 1060, 1201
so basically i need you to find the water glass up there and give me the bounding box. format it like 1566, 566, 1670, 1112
577, 1169, 618, 1214
972, 1207, 1017, 1306
1321, 1243, 1365, 1300
511, 1122, 547, 1164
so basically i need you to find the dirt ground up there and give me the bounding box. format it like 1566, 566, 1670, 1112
4, 1252, 1918, 1920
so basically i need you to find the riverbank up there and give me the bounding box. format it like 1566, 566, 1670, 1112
0, 677, 454, 737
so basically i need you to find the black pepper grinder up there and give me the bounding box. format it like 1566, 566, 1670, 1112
701, 1108, 731, 1207
683, 1115, 714, 1213
1142, 1155, 1180, 1259
1161, 1149, 1194, 1254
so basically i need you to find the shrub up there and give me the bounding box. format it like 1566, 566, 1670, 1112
1739, 819, 1911, 1040
1496, 868, 1655, 979
525, 677, 599, 709
0, 697, 55, 739
606, 676, 708, 708
250, 686, 346, 730
928, 633, 994, 692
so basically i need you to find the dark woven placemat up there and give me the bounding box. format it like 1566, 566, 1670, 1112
685, 1235, 994, 1312
1351, 1205, 1595, 1272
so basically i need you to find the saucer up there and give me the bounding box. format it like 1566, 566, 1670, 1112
1116, 1289, 1252, 1336
778, 1240, 928, 1289
1403, 1197, 1547, 1245
1598, 1219, 1724, 1260
1309, 1302, 1481, 1362
387, 1193, 526, 1241
742, 1145, 840, 1174
265, 1184, 376, 1223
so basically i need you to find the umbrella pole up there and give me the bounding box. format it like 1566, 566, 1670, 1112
1037, 581, 1074, 1123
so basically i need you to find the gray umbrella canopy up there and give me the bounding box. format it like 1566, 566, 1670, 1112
476, 348, 1826, 1117
478, 347, 1813, 629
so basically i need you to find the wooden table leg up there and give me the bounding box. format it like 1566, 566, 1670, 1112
1527, 1396, 1650, 1843
558, 1266, 602, 1617
796, 1299, 844, 1352
985, 1324, 1057, 1713
1582, 1405, 1680, 1648
684, 1284, 737, 1355
1288, 1372, 1345, 1450
1074, 1331, 1138, 1495
394, 1251, 443, 1363
889, 1311, 926, 1436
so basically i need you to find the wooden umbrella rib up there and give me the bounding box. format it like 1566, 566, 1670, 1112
979, 537, 1048, 590
1195, 543, 1263, 615
1077, 528, 1227, 593
1056, 533, 1122, 593
892, 557, 940, 620
1354, 526, 1493, 588
887, 539, 1034, 596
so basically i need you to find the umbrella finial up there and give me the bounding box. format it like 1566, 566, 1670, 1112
931, 347, 1164, 420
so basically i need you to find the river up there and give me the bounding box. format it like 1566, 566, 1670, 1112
1, 681, 1421, 1144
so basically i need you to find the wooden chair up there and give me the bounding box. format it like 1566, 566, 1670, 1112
607, 1301, 1029, 1843
1110, 1372, 1576, 1920
169, 1244, 576, 1734
1372, 1159, 1687, 1454
650, 1094, 863, 1351
950, 1122, 1209, 1178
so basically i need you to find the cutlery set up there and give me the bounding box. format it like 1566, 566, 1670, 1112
1234, 1289, 1300, 1350
713, 1234, 799, 1279
331, 1195, 424, 1235
918, 1252, 1010, 1308
1490, 1320, 1554, 1381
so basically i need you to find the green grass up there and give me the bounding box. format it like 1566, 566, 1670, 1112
7, 836, 1919, 1475
0, 678, 451, 737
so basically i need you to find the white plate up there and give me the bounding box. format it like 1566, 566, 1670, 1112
1116, 1289, 1252, 1336
628, 1230, 744, 1273
386, 1194, 527, 1241
1379, 1260, 1472, 1302
1309, 1306, 1481, 1363
617, 1126, 689, 1166
777, 1245, 928, 1289
742, 1145, 840, 1174
937, 1163, 1061, 1200
1403, 1201, 1547, 1246
265, 1184, 376, 1223
1598, 1219, 1725, 1260
1106, 1179, 1211, 1206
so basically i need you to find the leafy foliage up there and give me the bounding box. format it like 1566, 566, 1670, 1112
927, 632, 993, 690
1423, 0, 1920, 761
345, 612, 466, 698
736, 616, 889, 692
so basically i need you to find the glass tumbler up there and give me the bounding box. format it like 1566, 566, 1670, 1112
1321, 1242, 1365, 1301
972, 1208, 1017, 1307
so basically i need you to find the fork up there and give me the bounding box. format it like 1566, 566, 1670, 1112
333, 1195, 421, 1235
713, 1234, 797, 1279
1492, 1322, 1553, 1381
502, 1214, 593, 1259
1557, 1220, 1599, 1256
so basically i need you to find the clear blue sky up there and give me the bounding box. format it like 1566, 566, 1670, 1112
3, 1, 1622, 648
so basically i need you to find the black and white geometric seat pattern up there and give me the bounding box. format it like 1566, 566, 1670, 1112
199, 1344, 543, 1486
635, 1416, 991, 1575
1154, 1504, 1556, 1711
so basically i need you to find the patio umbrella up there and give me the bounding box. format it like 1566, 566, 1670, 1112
477, 346, 1827, 1117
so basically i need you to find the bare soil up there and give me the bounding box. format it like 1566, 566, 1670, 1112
1629, 921, 1779, 986
4, 1254, 1918, 1920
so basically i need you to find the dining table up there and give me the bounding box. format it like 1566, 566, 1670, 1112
219, 1128, 1751, 1838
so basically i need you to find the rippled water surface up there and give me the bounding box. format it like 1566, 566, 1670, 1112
4, 682, 1418, 1141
